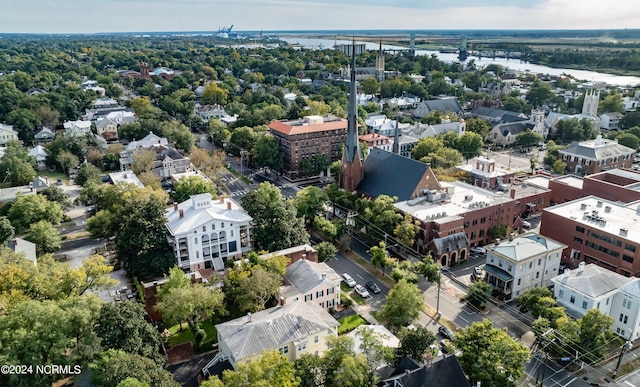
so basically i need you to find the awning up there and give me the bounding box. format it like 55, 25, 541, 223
484, 264, 513, 282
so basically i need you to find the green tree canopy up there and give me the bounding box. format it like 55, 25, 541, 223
74, 164, 103, 187
8, 194, 63, 233
90, 349, 179, 387
294, 186, 328, 226
395, 325, 437, 364
516, 130, 544, 147
461, 281, 492, 309
173, 175, 218, 203
217, 349, 300, 387
379, 278, 423, 333
26, 219, 61, 256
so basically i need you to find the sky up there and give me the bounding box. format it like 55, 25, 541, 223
0, 0, 639, 34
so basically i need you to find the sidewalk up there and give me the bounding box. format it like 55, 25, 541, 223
578, 344, 640, 386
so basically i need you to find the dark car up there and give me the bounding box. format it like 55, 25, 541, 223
438, 326, 455, 341
366, 281, 381, 294
439, 339, 450, 354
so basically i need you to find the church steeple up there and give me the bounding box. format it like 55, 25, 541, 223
375, 38, 385, 83
339, 40, 364, 192
392, 119, 400, 154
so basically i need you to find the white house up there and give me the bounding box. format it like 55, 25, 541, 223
599, 112, 623, 131
33, 127, 55, 145
0, 123, 19, 146
29, 145, 48, 169
63, 120, 92, 137
484, 232, 567, 301
214, 300, 339, 368
165, 194, 252, 272
552, 263, 640, 341
280, 258, 342, 311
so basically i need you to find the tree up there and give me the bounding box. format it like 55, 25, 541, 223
252, 134, 284, 173
415, 255, 440, 283
360, 78, 380, 95
0, 140, 37, 186
74, 164, 103, 187
159, 121, 195, 152
526, 80, 552, 107
90, 350, 179, 387
455, 319, 530, 387
131, 149, 157, 175
201, 82, 229, 105
57, 150, 80, 176
516, 130, 544, 147
294, 186, 328, 226
218, 350, 300, 387
530, 157, 537, 174
173, 176, 218, 203
395, 325, 436, 363
379, 279, 423, 333
315, 241, 337, 262
552, 159, 567, 174
156, 284, 226, 347
461, 281, 492, 309
5, 108, 41, 140
600, 93, 623, 114
411, 137, 443, 160
455, 131, 484, 161
189, 148, 225, 177
94, 302, 165, 366
0, 296, 102, 386
314, 216, 338, 241
355, 327, 393, 385
40, 185, 72, 210
515, 287, 553, 314
0, 216, 15, 245
26, 220, 61, 256
8, 194, 63, 233
393, 214, 420, 255
241, 183, 309, 251
370, 242, 391, 274
233, 265, 282, 313
575, 309, 616, 363
615, 132, 640, 150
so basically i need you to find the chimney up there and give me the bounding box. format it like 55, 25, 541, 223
322, 272, 327, 279
173, 203, 178, 212
280, 296, 286, 306
509, 233, 514, 241
227, 202, 231, 210
219, 196, 225, 204
12, 239, 17, 245
509, 188, 516, 199
495, 238, 501, 246
179, 209, 184, 218
578, 261, 585, 273
247, 312, 252, 322
297, 315, 303, 327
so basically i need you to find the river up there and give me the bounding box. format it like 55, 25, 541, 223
279, 36, 640, 87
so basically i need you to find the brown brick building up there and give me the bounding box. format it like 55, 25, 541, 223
549, 168, 640, 205
268, 115, 348, 180
540, 196, 640, 277
557, 135, 634, 175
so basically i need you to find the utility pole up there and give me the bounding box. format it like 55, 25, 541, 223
613, 341, 633, 379
436, 269, 441, 318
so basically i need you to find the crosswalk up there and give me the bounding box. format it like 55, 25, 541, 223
230, 190, 248, 197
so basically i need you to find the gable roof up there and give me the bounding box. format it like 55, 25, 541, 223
413, 98, 463, 118
284, 259, 341, 294
357, 148, 439, 201
431, 232, 469, 255
382, 356, 471, 387
551, 263, 633, 298
216, 300, 338, 362
165, 194, 252, 236
490, 233, 566, 262
494, 121, 535, 137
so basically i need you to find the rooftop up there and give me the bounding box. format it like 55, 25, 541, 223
551, 175, 584, 189
489, 232, 567, 262
108, 171, 144, 188
543, 195, 640, 243
215, 300, 338, 363
551, 263, 633, 298
284, 259, 341, 294
269, 116, 347, 136
165, 194, 251, 236
559, 135, 635, 159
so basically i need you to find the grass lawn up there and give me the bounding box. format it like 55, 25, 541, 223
37, 170, 68, 182
350, 293, 367, 305
340, 282, 352, 292
167, 319, 218, 348
338, 314, 367, 334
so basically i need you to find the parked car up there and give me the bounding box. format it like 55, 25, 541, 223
470, 247, 486, 255
354, 284, 370, 298
439, 339, 451, 354
366, 281, 381, 294
342, 273, 356, 288
522, 220, 532, 229
473, 267, 483, 277
438, 326, 455, 341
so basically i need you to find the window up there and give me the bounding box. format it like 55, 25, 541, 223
279, 346, 289, 354
305, 294, 312, 301
570, 295, 575, 304
517, 278, 521, 286
195, 238, 198, 244
316, 290, 324, 298
582, 301, 588, 309
314, 336, 319, 343
576, 226, 585, 233
196, 251, 199, 259
229, 241, 237, 253
619, 314, 629, 324
538, 259, 541, 266
559, 289, 564, 298
203, 226, 206, 232
297, 342, 307, 351
327, 287, 334, 295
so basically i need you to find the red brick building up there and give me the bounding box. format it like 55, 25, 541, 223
558, 135, 634, 175
268, 115, 348, 180
549, 168, 640, 205
540, 196, 640, 277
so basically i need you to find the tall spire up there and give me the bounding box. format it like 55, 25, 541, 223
339, 39, 364, 192
392, 119, 400, 154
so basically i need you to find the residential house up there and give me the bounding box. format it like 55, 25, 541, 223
0, 123, 19, 146
92, 97, 120, 109
165, 194, 252, 272
107, 171, 144, 188
404, 119, 466, 140
95, 110, 136, 140
381, 356, 471, 387
383, 95, 422, 110
484, 232, 566, 301
33, 127, 55, 145
268, 115, 348, 180
214, 300, 339, 368
32, 176, 51, 192
487, 109, 547, 146
365, 114, 410, 137
63, 120, 92, 137
557, 135, 634, 175
599, 112, 624, 131
471, 106, 528, 124
279, 258, 342, 311
540, 195, 640, 277
359, 133, 392, 152
195, 104, 228, 123
479, 81, 513, 98
458, 156, 515, 190
80, 79, 105, 96
7, 238, 37, 264
551, 263, 640, 341
29, 145, 48, 170
412, 98, 464, 119
120, 131, 191, 178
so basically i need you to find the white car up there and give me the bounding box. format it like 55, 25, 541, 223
354, 284, 370, 298
522, 221, 532, 229
470, 247, 486, 255
342, 273, 356, 288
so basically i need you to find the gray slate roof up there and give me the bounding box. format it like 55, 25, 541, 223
357, 148, 432, 201
618, 278, 640, 299
216, 300, 338, 362
383, 356, 471, 387
559, 138, 635, 160
496, 121, 535, 136
490, 233, 566, 262
284, 259, 341, 294
551, 264, 633, 298
471, 106, 527, 122
431, 232, 469, 255
413, 99, 463, 118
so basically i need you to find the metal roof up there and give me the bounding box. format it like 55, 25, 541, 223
551, 264, 633, 298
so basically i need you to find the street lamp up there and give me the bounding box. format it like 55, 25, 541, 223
613, 341, 633, 379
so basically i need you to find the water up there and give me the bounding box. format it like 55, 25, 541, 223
280, 37, 640, 87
